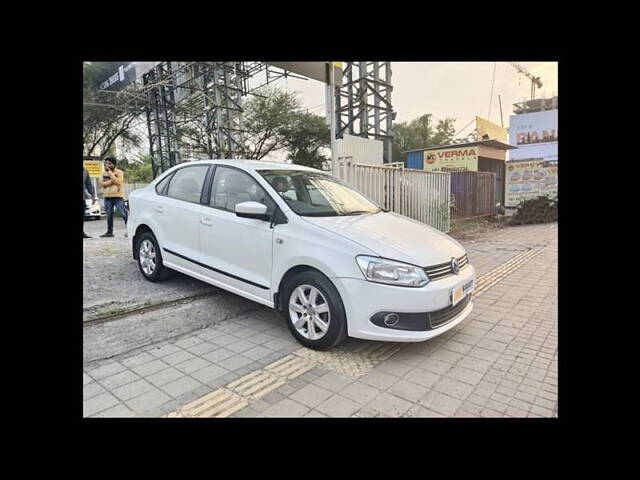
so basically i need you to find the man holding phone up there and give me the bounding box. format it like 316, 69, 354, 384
99, 157, 128, 238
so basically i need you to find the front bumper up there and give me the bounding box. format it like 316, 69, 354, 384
333, 264, 476, 342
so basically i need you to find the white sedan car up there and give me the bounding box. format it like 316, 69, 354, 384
127, 160, 476, 350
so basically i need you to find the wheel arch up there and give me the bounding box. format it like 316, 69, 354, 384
132, 224, 154, 260
274, 264, 333, 312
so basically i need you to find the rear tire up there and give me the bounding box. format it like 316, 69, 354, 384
282, 270, 348, 350
136, 231, 172, 282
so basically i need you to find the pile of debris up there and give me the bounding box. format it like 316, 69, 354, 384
509, 195, 557, 225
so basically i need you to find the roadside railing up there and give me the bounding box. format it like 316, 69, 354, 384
335, 160, 451, 232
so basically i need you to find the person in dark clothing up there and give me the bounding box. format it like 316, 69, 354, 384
83, 167, 98, 239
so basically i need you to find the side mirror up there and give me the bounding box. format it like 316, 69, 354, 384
235, 201, 271, 221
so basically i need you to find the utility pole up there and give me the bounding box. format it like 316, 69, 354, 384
498, 94, 504, 127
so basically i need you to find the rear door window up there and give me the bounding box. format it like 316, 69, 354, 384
166, 165, 209, 203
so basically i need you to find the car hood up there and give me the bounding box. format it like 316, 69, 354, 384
302, 211, 466, 266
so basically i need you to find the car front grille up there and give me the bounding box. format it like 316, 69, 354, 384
423, 254, 469, 281
428, 295, 471, 329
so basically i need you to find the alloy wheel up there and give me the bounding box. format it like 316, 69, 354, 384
288, 284, 331, 340
139, 239, 157, 276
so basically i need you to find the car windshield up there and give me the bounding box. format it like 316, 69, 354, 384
258, 169, 382, 217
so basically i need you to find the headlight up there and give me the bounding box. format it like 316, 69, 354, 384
356, 255, 429, 287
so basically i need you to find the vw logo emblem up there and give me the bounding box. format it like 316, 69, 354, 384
451, 257, 460, 274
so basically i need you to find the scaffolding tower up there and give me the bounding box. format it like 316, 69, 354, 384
89, 61, 395, 177
143, 61, 262, 177
335, 62, 395, 163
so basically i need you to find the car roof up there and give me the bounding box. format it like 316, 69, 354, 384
175, 159, 323, 173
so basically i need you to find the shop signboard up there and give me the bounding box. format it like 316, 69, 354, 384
508, 109, 558, 162
83, 160, 103, 178
505, 157, 557, 207
423, 146, 478, 172
476, 116, 508, 143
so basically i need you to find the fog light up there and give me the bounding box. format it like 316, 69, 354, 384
383, 313, 400, 327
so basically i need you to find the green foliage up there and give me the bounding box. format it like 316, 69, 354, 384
83, 62, 143, 158
243, 87, 301, 160
391, 114, 476, 164
121, 154, 153, 183
281, 112, 330, 169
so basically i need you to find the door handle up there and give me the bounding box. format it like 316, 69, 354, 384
200, 217, 213, 227
154, 206, 164, 213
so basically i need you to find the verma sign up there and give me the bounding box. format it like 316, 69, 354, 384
423, 146, 478, 172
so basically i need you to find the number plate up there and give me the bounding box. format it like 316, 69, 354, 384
451, 279, 474, 306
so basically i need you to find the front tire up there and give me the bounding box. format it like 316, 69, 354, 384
282, 270, 347, 350
136, 231, 172, 282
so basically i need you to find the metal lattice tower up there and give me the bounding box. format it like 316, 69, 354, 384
143, 63, 181, 178
204, 62, 250, 159
144, 61, 258, 176
335, 62, 395, 163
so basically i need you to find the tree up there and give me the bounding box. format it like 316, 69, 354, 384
83, 62, 144, 158
243, 87, 301, 160
390, 114, 476, 163
120, 154, 153, 183
281, 112, 330, 169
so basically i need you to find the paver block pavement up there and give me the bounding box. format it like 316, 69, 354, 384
84, 392, 121, 417
132, 359, 169, 377
189, 364, 228, 384
312, 371, 354, 393
202, 348, 235, 363
174, 357, 211, 374
262, 399, 310, 417
403, 367, 441, 389
125, 388, 172, 414
84, 382, 106, 401
366, 392, 413, 417
162, 350, 197, 366
161, 376, 203, 399
99, 369, 141, 390
121, 351, 156, 369
217, 355, 255, 371
289, 384, 334, 409
419, 391, 463, 416
87, 362, 126, 380
93, 404, 137, 418
186, 342, 218, 356
112, 379, 156, 402
146, 367, 185, 387
387, 379, 430, 403
434, 377, 475, 401
340, 382, 381, 405
315, 394, 361, 417
360, 371, 399, 390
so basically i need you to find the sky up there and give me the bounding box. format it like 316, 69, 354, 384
116, 62, 558, 160
251, 62, 558, 136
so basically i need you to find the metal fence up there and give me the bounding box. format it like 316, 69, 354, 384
450, 171, 496, 219
335, 161, 451, 232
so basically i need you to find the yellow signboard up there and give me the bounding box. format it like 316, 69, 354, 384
84, 160, 103, 178
476, 116, 508, 143
423, 146, 478, 172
